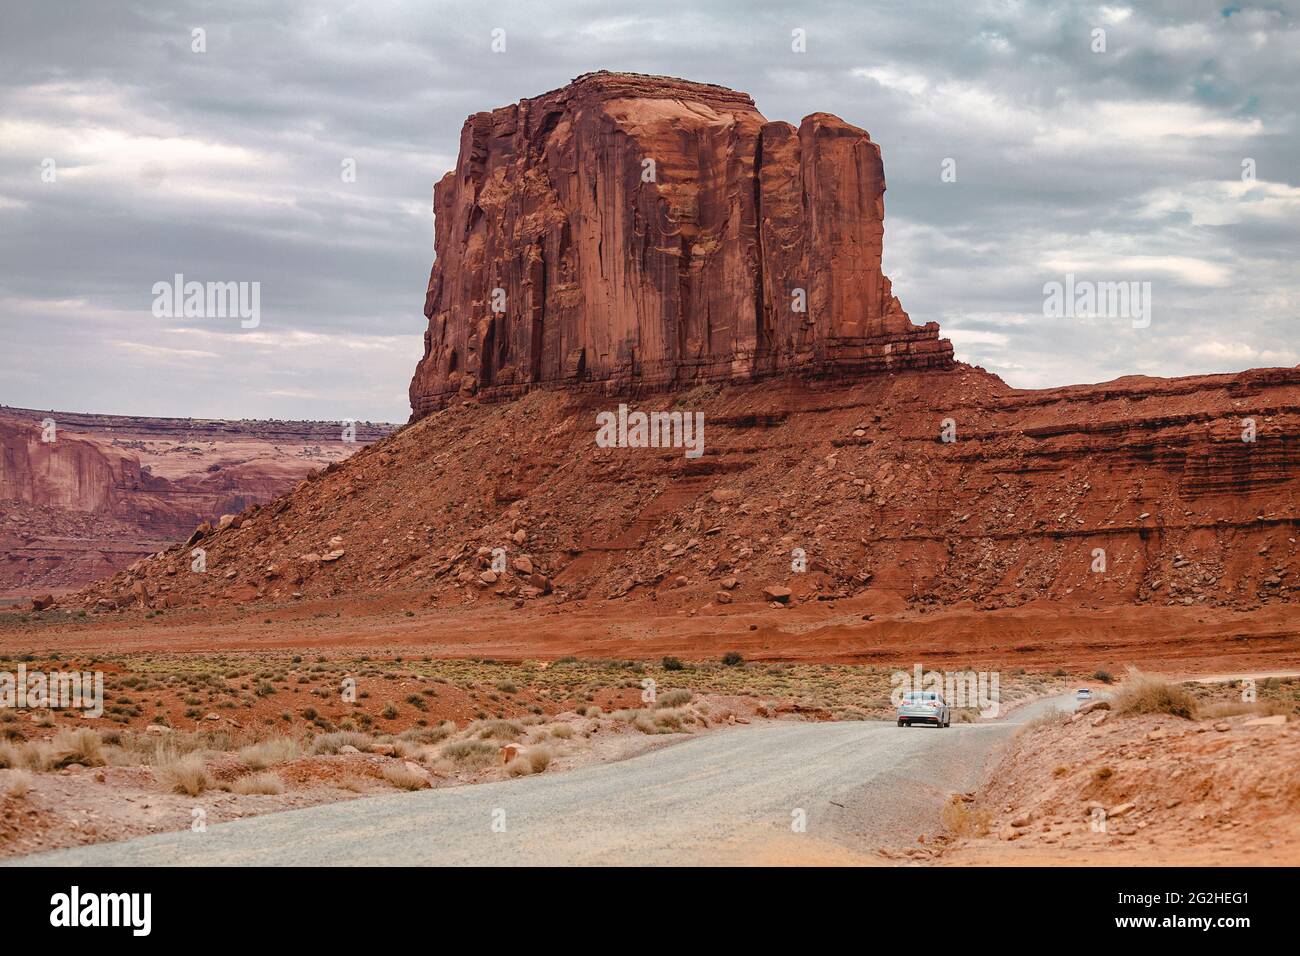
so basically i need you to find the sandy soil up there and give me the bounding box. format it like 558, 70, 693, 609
938, 681, 1300, 866
6, 593, 1298, 676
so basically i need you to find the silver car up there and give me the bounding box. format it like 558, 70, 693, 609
897, 690, 951, 728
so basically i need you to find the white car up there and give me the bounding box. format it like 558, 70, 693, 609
897, 691, 951, 728
1076, 688, 1093, 701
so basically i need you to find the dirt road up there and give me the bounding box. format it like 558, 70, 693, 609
8, 697, 1071, 866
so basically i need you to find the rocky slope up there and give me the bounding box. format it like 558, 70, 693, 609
409, 71, 951, 417
0, 408, 391, 598
70, 364, 1299, 614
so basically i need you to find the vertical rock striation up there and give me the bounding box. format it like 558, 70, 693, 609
409, 72, 952, 418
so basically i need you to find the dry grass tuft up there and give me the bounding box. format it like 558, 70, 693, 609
230, 771, 284, 795
239, 737, 301, 769
527, 745, 553, 773
381, 763, 429, 790
309, 730, 373, 755
655, 689, 693, 709
505, 756, 532, 777
441, 739, 497, 767
157, 753, 211, 795
470, 719, 523, 741
49, 728, 106, 768
1112, 673, 1197, 719
2, 770, 33, 799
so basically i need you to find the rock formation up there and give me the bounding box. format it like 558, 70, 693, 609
71, 365, 1300, 614
409, 72, 952, 417
0, 408, 391, 596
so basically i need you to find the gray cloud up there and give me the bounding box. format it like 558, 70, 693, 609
1, 0, 1296, 421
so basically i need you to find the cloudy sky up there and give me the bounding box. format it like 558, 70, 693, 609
1, 0, 1296, 423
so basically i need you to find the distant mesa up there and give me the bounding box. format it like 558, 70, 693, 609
409, 71, 953, 419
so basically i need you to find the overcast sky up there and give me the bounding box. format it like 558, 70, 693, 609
1, 0, 1296, 423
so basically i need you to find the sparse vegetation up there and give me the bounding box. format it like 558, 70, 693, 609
1112, 673, 1197, 719
381, 763, 429, 790
239, 737, 301, 769
655, 689, 693, 709
157, 753, 211, 795
230, 771, 284, 795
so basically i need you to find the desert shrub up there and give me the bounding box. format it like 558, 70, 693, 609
721, 652, 743, 667
0, 742, 22, 770
661, 656, 684, 671
1093, 670, 1114, 684
528, 745, 552, 773
157, 754, 211, 795
505, 756, 531, 777
239, 737, 301, 769
471, 719, 523, 741
441, 739, 497, 766
381, 763, 429, 790
49, 728, 106, 768
400, 722, 456, 745
1112, 673, 1196, 719
380, 702, 399, 719
3, 770, 33, 799
655, 689, 693, 709
549, 723, 575, 740
230, 771, 284, 795
309, 730, 373, 755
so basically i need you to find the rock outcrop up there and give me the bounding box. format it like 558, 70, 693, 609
409, 72, 952, 417
0, 408, 391, 596
72, 365, 1300, 614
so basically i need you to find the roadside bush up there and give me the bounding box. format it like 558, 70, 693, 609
230, 771, 284, 795
528, 745, 552, 773
471, 719, 523, 741
655, 689, 693, 709
239, 737, 301, 769
1112, 673, 1196, 719
381, 763, 429, 791
309, 730, 373, 755
441, 739, 497, 767
157, 754, 211, 795
49, 728, 106, 769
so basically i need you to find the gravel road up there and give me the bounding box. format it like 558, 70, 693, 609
10, 695, 1071, 866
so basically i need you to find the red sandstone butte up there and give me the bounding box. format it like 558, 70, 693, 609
409, 71, 952, 417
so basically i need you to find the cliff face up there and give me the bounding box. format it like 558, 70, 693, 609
0, 409, 391, 597
409, 72, 951, 417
